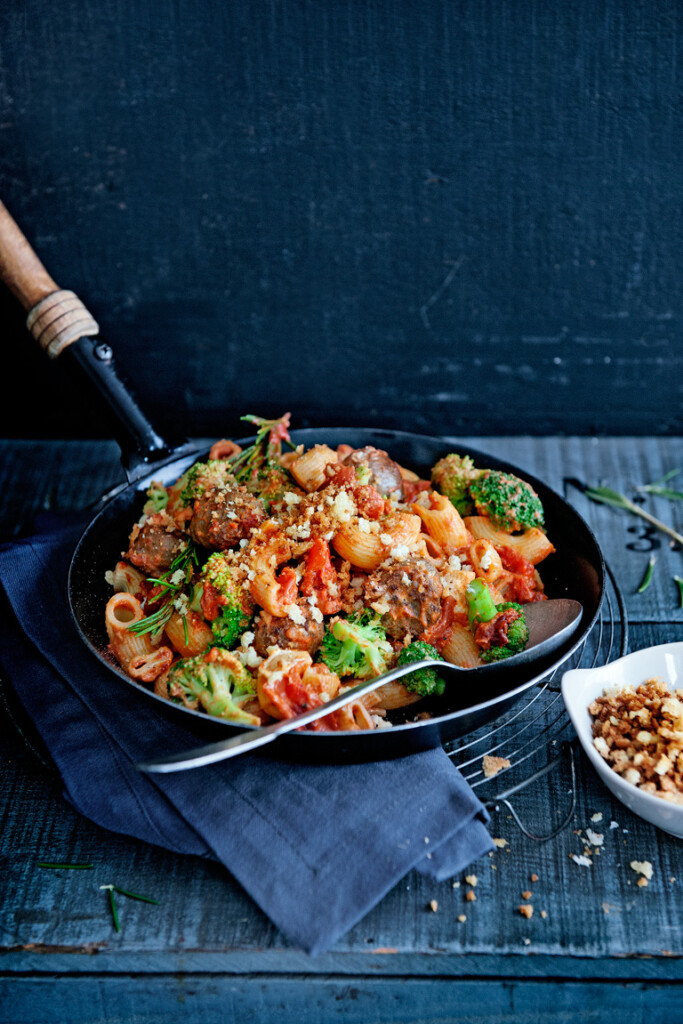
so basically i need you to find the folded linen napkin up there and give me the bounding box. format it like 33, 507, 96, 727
0, 517, 493, 953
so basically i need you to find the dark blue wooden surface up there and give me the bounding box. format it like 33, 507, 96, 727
1, 436, 682, 1022
1, 1, 682, 440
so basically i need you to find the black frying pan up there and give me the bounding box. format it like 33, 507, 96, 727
0, 201, 605, 762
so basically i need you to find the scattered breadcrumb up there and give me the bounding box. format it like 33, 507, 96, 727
523, 937, 531, 945
585, 829, 604, 847
465, 875, 478, 887
492, 837, 508, 848
630, 860, 653, 880
483, 755, 511, 778
452, 881, 460, 888
590, 812, 603, 823
429, 899, 438, 912
571, 854, 593, 867
519, 905, 533, 919
637, 877, 648, 888
466, 890, 477, 902
457, 915, 466, 923
530, 873, 539, 883
670, 877, 676, 883
610, 821, 619, 829
540, 910, 547, 919
522, 891, 532, 900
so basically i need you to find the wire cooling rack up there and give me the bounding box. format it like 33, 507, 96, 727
443, 562, 628, 841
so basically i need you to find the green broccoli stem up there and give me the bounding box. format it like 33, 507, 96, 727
466, 579, 498, 625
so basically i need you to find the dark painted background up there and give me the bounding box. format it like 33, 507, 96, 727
1, 0, 681, 441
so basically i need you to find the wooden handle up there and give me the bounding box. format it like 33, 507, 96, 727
0, 200, 59, 309
0, 199, 99, 357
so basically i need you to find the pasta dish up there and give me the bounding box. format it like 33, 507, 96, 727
104, 414, 555, 732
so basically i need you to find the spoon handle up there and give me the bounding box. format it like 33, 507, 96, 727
139, 659, 447, 773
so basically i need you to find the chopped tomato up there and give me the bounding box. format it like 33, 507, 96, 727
324, 463, 356, 488
355, 484, 384, 520
419, 595, 457, 651
300, 538, 342, 614
474, 607, 522, 650
275, 566, 299, 609
498, 546, 535, 579
200, 580, 227, 621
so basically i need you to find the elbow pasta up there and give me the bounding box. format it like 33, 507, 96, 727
104, 417, 557, 731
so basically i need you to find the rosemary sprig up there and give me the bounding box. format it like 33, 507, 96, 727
636, 555, 656, 594
100, 883, 160, 932
38, 862, 93, 870
128, 541, 197, 638
675, 576, 683, 609
100, 885, 121, 932
228, 413, 294, 484
583, 486, 683, 547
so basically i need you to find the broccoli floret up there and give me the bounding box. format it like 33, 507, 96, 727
319, 610, 393, 680
143, 481, 168, 514
479, 602, 529, 663
465, 580, 529, 663
469, 470, 545, 532
179, 459, 235, 506
163, 648, 259, 724
201, 552, 254, 649
431, 453, 481, 516
396, 641, 446, 696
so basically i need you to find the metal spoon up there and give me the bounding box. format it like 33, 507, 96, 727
139, 598, 582, 773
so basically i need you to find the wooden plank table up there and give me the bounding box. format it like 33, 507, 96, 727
1, 436, 682, 1023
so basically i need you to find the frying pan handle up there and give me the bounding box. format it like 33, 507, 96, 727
0, 200, 177, 482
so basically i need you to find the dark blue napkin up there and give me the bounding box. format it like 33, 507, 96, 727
0, 519, 493, 953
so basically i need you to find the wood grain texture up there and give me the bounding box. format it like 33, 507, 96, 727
0, 2, 681, 439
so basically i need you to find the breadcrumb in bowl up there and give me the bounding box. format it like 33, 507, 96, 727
562, 642, 683, 839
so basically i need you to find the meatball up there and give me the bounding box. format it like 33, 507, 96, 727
365, 557, 443, 639
126, 513, 186, 576
253, 606, 326, 658
189, 484, 265, 551
342, 446, 404, 498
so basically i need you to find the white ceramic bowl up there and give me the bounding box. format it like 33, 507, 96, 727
562, 642, 683, 839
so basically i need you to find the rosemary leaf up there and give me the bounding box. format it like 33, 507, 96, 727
38, 862, 93, 870
675, 576, 683, 609
127, 604, 173, 637
636, 555, 656, 594
112, 886, 160, 905
647, 468, 681, 487
637, 485, 683, 501
108, 888, 121, 932
583, 486, 636, 511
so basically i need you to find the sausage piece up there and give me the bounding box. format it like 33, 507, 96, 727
341, 446, 404, 498
189, 484, 265, 551
365, 557, 443, 639
253, 606, 326, 657
126, 513, 187, 576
